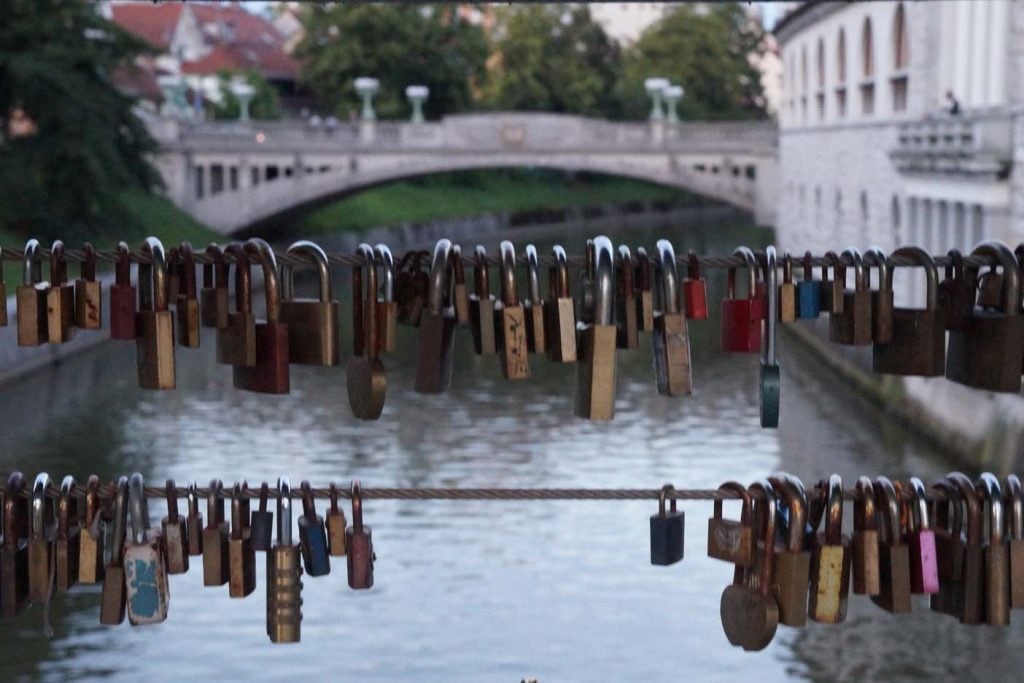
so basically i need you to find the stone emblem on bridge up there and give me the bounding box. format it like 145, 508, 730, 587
500, 123, 527, 149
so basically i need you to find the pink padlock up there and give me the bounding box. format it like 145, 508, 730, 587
903, 477, 939, 595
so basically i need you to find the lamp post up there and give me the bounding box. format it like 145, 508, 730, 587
663, 85, 684, 123
644, 77, 669, 122
354, 77, 380, 121
405, 85, 429, 123
231, 79, 256, 123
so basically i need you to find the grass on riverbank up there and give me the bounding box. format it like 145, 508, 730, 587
298, 169, 701, 235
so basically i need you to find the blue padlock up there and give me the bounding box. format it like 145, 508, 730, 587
797, 250, 821, 319
298, 480, 331, 577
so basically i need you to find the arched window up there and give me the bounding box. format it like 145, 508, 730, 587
893, 4, 908, 69
862, 18, 874, 77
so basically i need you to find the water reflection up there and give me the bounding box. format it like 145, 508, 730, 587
0, 218, 1006, 682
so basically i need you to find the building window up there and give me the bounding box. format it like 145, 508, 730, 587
891, 195, 902, 245
860, 18, 875, 115
816, 39, 826, 120
801, 46, 809, 123
835, 28, 847, 118
971, 205, 984, 244
251, 167, 260, 186
194, 165, 205, 199
954, 202, 966, 251
860, 191, 869, 242
891, 4, 909, 112
229, 166, 239, 191
834, 188, 843, 233
210, 164, 224, 195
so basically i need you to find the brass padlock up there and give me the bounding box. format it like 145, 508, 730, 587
768, 474, 810, 626
186, 481, 204, 557
135, 237, 176, 390
200, 243, 229, 329
808, 475, 851, 624
346, 480, 374, 590
1004, 474, 1024, 609
575, 237, 617, 420
279, 240, 340, 366
216, 243, 257, 367
74, 243, 102, 330
228, 481, 256, 598
707, 482, 753, 566
652, 239, 692, 397
53, 476, 80, 592
202, 479, 230, 587
851, 477, 880, 596
0, 472, 29, 617
496, 240, 530, 380
469, 245, 498, 355
46, 240, 75, 343
615, 245, 639, 349
176, 242, 201, 348
829, 248, 872, 345
977, 473, 1010, 626
268, 477, 302, 643
78, 475, 104, 584
326, 483, 348, 557
99, 476, 129, 625
634, 246, 655, 332
161, 479, 189, 575
374, 243, 400, 349
449, 244, 471, 327
348, 243, 387, 418
870, 476, 912, 614
413, 239, 456, 394
16, 238, 47, 346
820, 250, 844, 314
233, 239, 290, 394
524, 244, 546, 354
778, 252, 797, 323
543, 245, 576, 363
872, 247, 945, 376
865, 247, 893, 343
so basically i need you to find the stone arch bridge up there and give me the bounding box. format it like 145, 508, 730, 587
150, 112, 779, 235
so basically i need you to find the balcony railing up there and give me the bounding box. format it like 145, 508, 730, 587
890, 111, 1012, 179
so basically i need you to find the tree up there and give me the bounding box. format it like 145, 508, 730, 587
484, 6, 622, 118
0, 0, 160, 241
212, 70, 282, 121
618, 5, 769, 121
296, 6, 488, 120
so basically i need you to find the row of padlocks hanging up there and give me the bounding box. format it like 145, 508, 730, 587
3, 236, 1022, 426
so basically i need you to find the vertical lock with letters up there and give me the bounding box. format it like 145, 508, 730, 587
250, 482, 274, 553
864, 247, 893, 343
175, 242, 201, 348
760, 246, 781, 428
99, 476, 128, 625
469, 246, 498, 355
228, 482, 257, 598
202, 479, 230, 587
135, 237, 176, 390
707, 482, 752, 566
161, 479, 189, 575
109, 242, 138, 340
298, 481, 331, 577
651, 239, 692, 397
200, 243, 229, 329
346, 480, 374, 590
615, 245, 639, 349
829, 248, 872, 345
28, 473, 56, 604
634, 247, 655, 331
267, 477, 302, 643
16, 239, 47, 346
348, 244, 387, 416
74, 243, 102, 330
216, 244, 256, 367
234, 239, 290, 394
808, 475, 851, 623
413, 240, 457, 394
721, 247, 761, 353
575, 236, 617, 421
78, 475, 105, 584
872, 247, 945, 376
524, 244, 547, 354
543, 245, 577, 363
650, 485, 684, 565
0, 472, 29, 617
54, 476, 80, 592
682, 251, 709, 320
279, 240, 340, 366
123, 473, 169, 626
375, 244, 401, 349
797, 251, 821, 319
46, 240, 75, 343
495, 240, 530, 380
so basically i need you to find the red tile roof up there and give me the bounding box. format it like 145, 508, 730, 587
110, 2, 183, 50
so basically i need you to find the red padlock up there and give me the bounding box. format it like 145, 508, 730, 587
721, 247, 762, 353
682, 251, 708, 320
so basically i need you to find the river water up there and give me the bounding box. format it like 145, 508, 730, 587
0, 216, 1016, 682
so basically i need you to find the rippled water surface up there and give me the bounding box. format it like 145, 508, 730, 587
0, 219, 1014, 682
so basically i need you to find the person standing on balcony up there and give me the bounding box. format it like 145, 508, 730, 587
945, 90, 961, 116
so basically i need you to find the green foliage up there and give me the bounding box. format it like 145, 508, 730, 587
0, 0, 161, 242
617, 4, 768, 120
484, 6, 622, 118
212, 70, 282, 121
296, 5, 488, 120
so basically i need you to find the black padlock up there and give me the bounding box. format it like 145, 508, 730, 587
249, 482, 274, 552
650, 485, 685, 566
297, 481, 331, 577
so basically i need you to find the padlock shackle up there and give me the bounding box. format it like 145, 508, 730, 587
729, 246, 757, 299
762, 246, 778, 366
22, 239, 42, 286
550, 245, 570, 300
473, 245, 490, 299
687, 250, 701, 281
841, 248, 867, 291
49, 240, 67, 285
81, 243, 97, 281
864, 247, 889, 293
782, 252, 793, 284
231, 481, 249, 539
802, 250, 815, 282
374, 243, 395, 302
283, 240, 331, 303
591, 236, 615, 326
655, 239, 679, 315
3, 472, 25, 549
31, 472, 51, 541
768, 473, 805, 553
84, 475, 101, 530
351, 479, 364, 533
657, 483, 677, 516
946, 471, 983, 546
823, 251, 844, 308
1006, 475, 1024, 541
822, 474, 843, 545
187, 481, 202, 524
945, 249, 964, 280
975, 472, 1005, 544
353, 243, 379, 358
525, 244, 542, 304
970, 240, 1020, 315
329, 482, 341, 515
138, 237, 168, 313
930, 479, 963, 539
205, 243, 228, 291
258, 481, 270, 514
164, 479, 179, 523
244, 238, 281, 323
57, 475, 75, 540
128, 472, 151, 545
207, 478, 224, 528
499, 240, 519, 307
749, 479, 777, 597
300, 480, 318, 521
277, 476, 292, 546
109, 475, 129, 566
714, 481, 752, 522
907, 477, 931, 533
616, 245, 634, 303
889, 246, 938, 311
853, 476, 876, 532
634, 247, 652, 292
426, 239, 452, 315
873, 476, 902, 548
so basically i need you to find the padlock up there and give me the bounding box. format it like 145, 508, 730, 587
27, 473, 56, 604
414, 240, 456, 394
1004, 474, 1024, 609
873, 247, 945, 376
768, 474, 810, 626
216, 243, 257, 367
135, 237, 175, 390
615, 245, 639, 349
543, 245, 576, 363
797, 251, 821, 319
976, 473, 1010, 626
0, 245, 7, 327
109, 241, 138, 340
186, 481, 204, 557
395, 249, 429, 327
250, 482, 274, 553
16, 238, 48, 346
165, 246, 180, 312
851, 476, 880, 596
200, 243, 229, 329
633, 247, 654, 332
820, 250, 845, 314
707, 482, 753, 566
808, 474, 851, 623
682, 251, 709, 320
946, 241, 1024, 392
721, 247, 761, 353
469, 245, 498, 355
760, 246, 781, 428
870, 477, 912, 613
279, 240, 340, 366
234, 238, 290, 394
99, 475, 128, 625
865, 247, 893, 342
718, 481, 756, 648
948, 472, 985, 624
829, 248, 872, 345
326, 483, 348, 557
374, 243, 401, 348
348, 244, 387, 416
46, 240, 75, 343
161, 479, 188, 575
54, 476, 80, 592
346, 480, 374, 590
495, 240, 530, 380
777, 252, 797, 323
228, 481, 256, 598
74, 243, 102, 330
78, 475, 105, 584
937, 249, 975, 331
977, 269, 1003, 309
524, 244, 546, 354
651, 239, 692, 397
298, 481, 331, 577
650, 484, 684, 566
202, 479, 230, 587
267, 477, 302, 643
0, 472, 29, 617
575, 236, 617, 421
930, 479, 965, 618
735, 479, 780, 651
903, 477, 939, 595
175, 242, 200, 348
124, 473, 169, 626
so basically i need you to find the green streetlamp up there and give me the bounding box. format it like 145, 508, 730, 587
644, 77, 669, 121
406, 85, 429, 123
663, 85, 684, 123
354, 77, 380, 121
